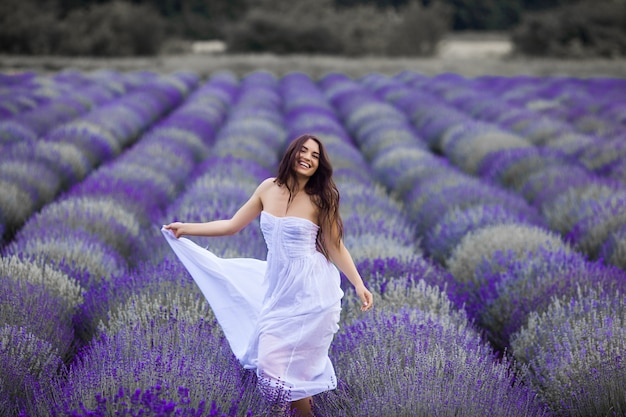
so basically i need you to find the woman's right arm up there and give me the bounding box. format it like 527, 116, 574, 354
164, 179, 270, 238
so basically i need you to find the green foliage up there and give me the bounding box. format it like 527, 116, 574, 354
0, 0, 62, 54
0, 0, 167, 56
386, 1, 453, 56
225, 4, 344, 55
512, 0, 626, 58
56, 0, 247, 39
57, 1, 167, 56
226, 0, 451, 56
446, 0, 523, 30
335, 0, 526, 30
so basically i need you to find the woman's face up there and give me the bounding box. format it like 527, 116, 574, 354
294, 138, 320, 178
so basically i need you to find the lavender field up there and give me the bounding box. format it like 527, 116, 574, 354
0, 68, 625, 417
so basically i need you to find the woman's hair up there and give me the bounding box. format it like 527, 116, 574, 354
275, 134, 343, 259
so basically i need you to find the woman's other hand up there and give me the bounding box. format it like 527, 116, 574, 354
356, 284, 373, 312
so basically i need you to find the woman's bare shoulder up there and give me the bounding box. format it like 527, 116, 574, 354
255, 177, 277, 194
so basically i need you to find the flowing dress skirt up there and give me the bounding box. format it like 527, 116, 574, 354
161, 212, 343, 401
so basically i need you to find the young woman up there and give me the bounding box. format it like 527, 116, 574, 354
162, 134, 373, 416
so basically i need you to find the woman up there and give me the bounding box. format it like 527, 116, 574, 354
162, 134, 374, 416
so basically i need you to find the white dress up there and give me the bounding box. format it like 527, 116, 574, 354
161, 211, 344, 401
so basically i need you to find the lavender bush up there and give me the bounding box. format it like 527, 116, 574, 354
0, 71, 88, 121
424, 203, 543, 265
543, 132, 597, 159
446, 223, 571, 285
340, 272, 456, 326
439, 121, 531, 175
73, 259, 198, 342
0, 254, 83, 317
472, 248, 626, 349
540, 182, 624, 235
0, 324, 65, 417
328, 306, 551, 417
0, 262, 79, 363
4, 228, 128, 288
409, 178, 543, 236
33, 384, 242, 417
477, 147, 581, 192
0, 180, 35, 238
4, 139, 93, 188
6, 72, 234, 289
600, 224, 626, 270
33, 319, 265, 417
511, 288, 626, 416
565, 193, 626, 258
164, 161, 269, 261
14, 197, 147, 264
518, 165, 597, 206
0, 160, 61, 206
388, 72, 626, 270
370, 144, 450, 196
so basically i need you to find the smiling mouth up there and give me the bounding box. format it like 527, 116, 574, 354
298, 161, 311, 168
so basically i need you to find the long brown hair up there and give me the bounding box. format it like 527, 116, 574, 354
274, 134, 343, 259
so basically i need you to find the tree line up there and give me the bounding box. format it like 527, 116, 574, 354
0, 0, 624, 58
33, 0, 591, 32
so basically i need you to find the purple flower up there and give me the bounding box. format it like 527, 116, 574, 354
511, 289, 626, 416
425, 203, 544, 265
328, 307, 551, 416
0, 324, 65, 417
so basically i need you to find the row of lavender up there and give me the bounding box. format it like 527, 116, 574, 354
0, 69, 623, 416
367, 72, 626, 270
0, 69, 218, 415
0, 71, 121, 121
315, 72, 625, 416
0, 70, 198, 244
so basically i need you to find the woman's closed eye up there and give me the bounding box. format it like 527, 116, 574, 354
300, 147, 319, 159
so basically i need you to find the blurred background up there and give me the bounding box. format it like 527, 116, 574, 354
1, 0, 624, 59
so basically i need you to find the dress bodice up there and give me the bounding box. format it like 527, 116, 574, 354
260, 211, 319, 259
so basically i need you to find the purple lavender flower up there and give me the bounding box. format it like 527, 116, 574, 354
446, 223, 572, 300
5, 228, 128, 288
475, 248, 626, 349
0, 121, 38, 149
0, 177, 36, 238
425, 203, 544, 265
599, 223, 626, 270
15, 196, 149, 265
541, 181, 625, 235
518, 164, 597, 206
1, 254, 82, 360
412, 179, 544, 236
328, 307, 551, 416
0, 324, 65, 417
477, 147, 579, 191
36, 319, 264, 416
511, 288, 626, 416
565, 192, 626, 259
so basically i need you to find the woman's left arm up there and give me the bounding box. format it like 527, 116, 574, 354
324, 227, 373, 312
